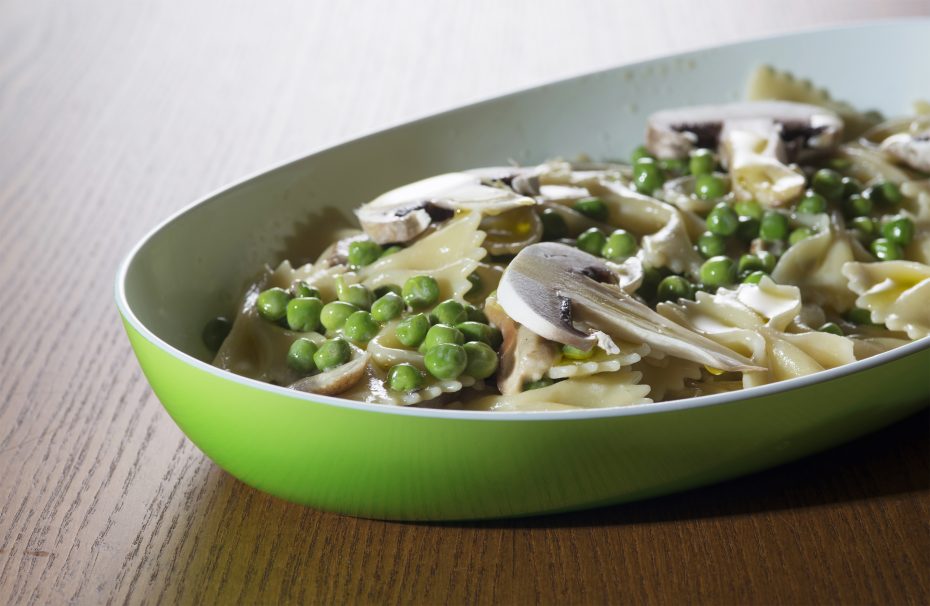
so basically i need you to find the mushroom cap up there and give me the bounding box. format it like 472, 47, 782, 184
355, 172, 535, 244
289, 351, 371, 396
646, 101, 843, 160
497, 242, 762, 372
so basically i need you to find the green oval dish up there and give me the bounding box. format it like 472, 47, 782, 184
116, 20, 930, 521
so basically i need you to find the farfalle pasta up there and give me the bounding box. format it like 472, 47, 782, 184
203, 70, 929, 411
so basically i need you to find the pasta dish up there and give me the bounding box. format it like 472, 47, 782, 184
202, 67, 930, 411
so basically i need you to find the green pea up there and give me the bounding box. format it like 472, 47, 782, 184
812, 168, 843, 200
757, 250, 777, 273
395, 313, 430, 348
846, 307, 874, 325
463, 341, 499, 379
202, 316, 232, 352
464, 304, 488, 324
291, 280, 320, 299
488, 327, 503, 349
256, 287, 292, 322
320, 301, 357, 332
796, 191, 827, 214
638, 265, 664, 301
659, 158, 688, 176
387, 363, 424, 392
694, 174, 728, 200
818, 322, 844, 336
374, 284, 402, 298
286, 338, 318, 374
523, 377, 554, 391
631, 145, 652, 163
431, 299, 468, 326
424, 343, 468, 380
456, 321, 495, 345
879, 181, 903, 205
843, 194, 873, 218
829, 157, 852, 171
851, 216, 876, 240
736, 216, 760, 241
632, 158, 664, 194
601, 229, 638, 261
742, 271, 766, 285
562, 344, 594, 360
371, 291, 404, 322
870, 237, 903, 261
312, 338, 351, 371
339, 283, 373, 310
734, 198, 763, 220
576, 228, 606, 256
788, 227, 815, 246
347, 240, 382, 267
841, 177, 862, 199
737, 254, 767, 276
465, 271, 483, 297
402, 275, 440, 309
881, 216, 914, 246
343, 311, 379, 343
697, 232, 727, 259
381, 245, 403, 257
706, 202, 739, 236
419, 324, 464, 352
573, 197, 608, 222
656, 275, 694, 302
864, 181, 903, 206
760, 211, 789, 242
540, 208, 568, 240
286, 297, 324, 332
689, 149, 715, 176
700, 256, 737, 288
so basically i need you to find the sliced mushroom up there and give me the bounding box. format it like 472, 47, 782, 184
356, 172, 535, 244
485, 297, 559, 395
466, 166, 542, 196
497, 242, 763, 372
646, 101, 844, 161
289, 351, 371, 396
881, 130, 930, 173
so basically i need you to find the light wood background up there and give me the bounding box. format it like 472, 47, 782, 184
2, 1, 929, 604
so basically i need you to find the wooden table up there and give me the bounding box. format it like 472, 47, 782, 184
2, 1, 928, 603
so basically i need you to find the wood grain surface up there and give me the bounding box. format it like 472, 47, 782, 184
1, 1, 929, 604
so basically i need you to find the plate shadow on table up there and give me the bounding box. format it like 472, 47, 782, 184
445, 406, 930, 530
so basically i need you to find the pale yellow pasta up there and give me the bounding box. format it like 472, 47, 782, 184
771, 214, 870, 312
632, 356, 702, 401
842, 260, 930, 340
658, 278, 861, 388
585, 178, 704, 279
463, 370, 651, 412
357, 212, 486, 301
546, 342, 649, 380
